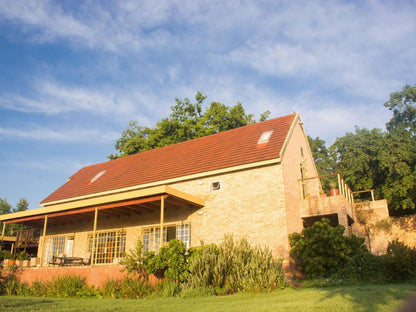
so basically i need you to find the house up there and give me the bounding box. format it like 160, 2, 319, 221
1, 113, 369, 284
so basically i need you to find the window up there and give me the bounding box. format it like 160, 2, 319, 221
210, 181, 221, 191
142, 227, 166, 253
142, 223, 191, 253
88, 170, 106, 184
257, 130, 273, 144
43, 235, 74, 265
88, 230, 126, 264
176, 224, 191, 248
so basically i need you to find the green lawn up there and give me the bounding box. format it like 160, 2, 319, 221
1, 284, 415, 312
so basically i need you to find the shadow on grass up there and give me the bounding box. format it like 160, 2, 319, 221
318, 283, 416, 311
0, 297, 58, 311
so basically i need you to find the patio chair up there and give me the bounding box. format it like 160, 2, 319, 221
83, 252, 91, 265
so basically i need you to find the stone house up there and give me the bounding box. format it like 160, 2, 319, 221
1, 113, 368, 285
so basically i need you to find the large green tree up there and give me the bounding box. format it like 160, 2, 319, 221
108, 92, 270, 159
313, 84, 416, 215
384, 84, 416, 135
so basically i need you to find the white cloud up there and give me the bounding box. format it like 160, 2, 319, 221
0, 80, 160, 124
0, 125, 119, 143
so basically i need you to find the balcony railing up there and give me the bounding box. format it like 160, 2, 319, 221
299, 173, 355, 220
16, 228, 41, 248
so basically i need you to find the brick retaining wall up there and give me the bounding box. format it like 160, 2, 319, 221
13, 266, 129, 288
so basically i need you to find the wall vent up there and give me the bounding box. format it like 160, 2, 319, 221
210, 181, 221, 191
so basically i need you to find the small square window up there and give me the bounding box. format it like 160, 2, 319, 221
210, 181, 221, 191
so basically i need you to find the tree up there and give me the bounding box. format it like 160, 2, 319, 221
384, 84, 416, 135
0, 198, 29, 237
14, 198, 29, 212
0, 198, 12, 215
330, 127, 385, 196
308, 136, 335, 192
108, 92, 270, 159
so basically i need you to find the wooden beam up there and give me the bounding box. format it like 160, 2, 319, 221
160, 196, 164, 251
1, 222, 5, 241
91, 207, 98, 266
39, 215, 48, 267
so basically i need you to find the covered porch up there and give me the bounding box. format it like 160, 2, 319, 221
1, 185, 204, 268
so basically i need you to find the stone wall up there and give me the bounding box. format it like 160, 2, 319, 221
353, 200, 416, 254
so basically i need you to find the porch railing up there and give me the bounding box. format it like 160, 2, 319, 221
16, 228, 41, 248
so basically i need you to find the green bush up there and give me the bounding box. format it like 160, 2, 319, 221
0, 250, 13, 261
156, 280, 179, 297
120, 239, 148, 278
384, 239, 416, 282
289, 218, 367, 279
102, 277, 153, 299
45, 275, 93, 297
185, 235, 285, 293
146, 239, 189, 282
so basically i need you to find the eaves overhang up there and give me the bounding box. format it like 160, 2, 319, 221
0, 185, 205, 227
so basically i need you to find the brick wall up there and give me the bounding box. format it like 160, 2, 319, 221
14, 266, 128, 288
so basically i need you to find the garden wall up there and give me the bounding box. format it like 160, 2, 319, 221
12, 266, 128, 288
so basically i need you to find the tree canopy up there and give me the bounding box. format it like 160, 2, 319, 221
0, 198, 29, 236
108, 92, 270, 159
309, 84, 416, 216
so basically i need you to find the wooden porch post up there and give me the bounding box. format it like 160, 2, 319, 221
91, 207, 98, 266
1, 222, 5, 241
39, 215, 48, 267
160, 196, 165, 250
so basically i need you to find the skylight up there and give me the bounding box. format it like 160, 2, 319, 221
90, 170, 106, 184
257, 130, 273, 144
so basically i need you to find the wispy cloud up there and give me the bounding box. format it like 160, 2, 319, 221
0, 0, 175, 53
0, 80, 160, 124
0, 125, 119, 143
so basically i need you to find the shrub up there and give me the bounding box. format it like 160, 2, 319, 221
102, 277, 153, 299
322, 252, 390, 286
120, 239, 148, 278
384, 239, 416, 282
185, 235, 285, 293
289, 218, 367, 279
46, 275, 92, 297
146, 239, 189, 282
156, 280, 179, 297
0, 250, 12, 261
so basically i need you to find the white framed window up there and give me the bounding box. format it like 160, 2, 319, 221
176, 224, 191, 248
142, 223, 191, 253
43, 235, 74, 265
87, 230, 126, 264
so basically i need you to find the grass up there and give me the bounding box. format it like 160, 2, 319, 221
1, 283, 415, 312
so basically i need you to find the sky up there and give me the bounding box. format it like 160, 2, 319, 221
0, 0, 415, 210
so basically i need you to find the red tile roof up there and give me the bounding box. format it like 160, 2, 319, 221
41, 113, 297, 204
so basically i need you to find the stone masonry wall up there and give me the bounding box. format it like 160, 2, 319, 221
281, 121, 320, 236
171, 164, 288, 259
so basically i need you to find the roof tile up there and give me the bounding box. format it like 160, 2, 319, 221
41, 113, 296, 204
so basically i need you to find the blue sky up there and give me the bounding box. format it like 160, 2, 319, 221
0, 0, 415, 210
